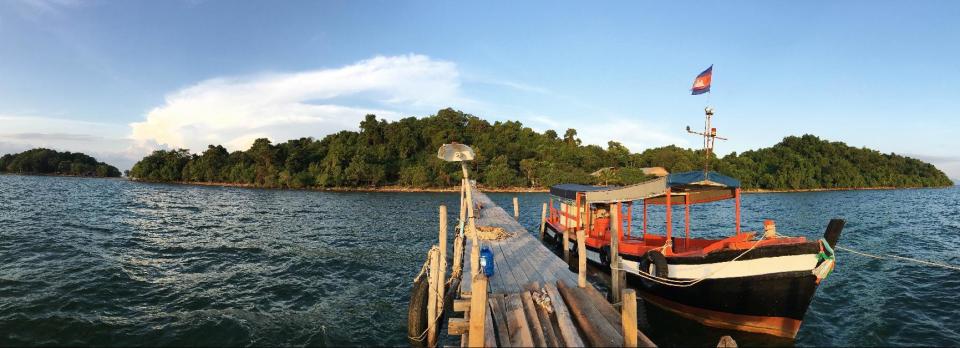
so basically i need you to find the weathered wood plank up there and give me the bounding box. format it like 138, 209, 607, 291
543, 282, 585, 348
534, 295, 561, 348
557, 280, 623, 347
504, 293, 535, 347
488, 295, 511, 347
485, 303, 498, 347
521, 290, 547, 347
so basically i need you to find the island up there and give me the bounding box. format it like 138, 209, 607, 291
0, 148, 121, 178
128, 108, 953, 191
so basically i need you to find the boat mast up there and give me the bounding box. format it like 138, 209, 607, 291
686, 106, 727, 174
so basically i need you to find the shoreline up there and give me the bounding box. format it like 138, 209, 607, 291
129, 178, 953, 194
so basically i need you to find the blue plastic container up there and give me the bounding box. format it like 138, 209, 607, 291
479, 246, 495, 277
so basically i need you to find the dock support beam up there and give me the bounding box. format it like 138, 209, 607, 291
610, 204, 622, 303
577, 230, 587, 288
539, 203, 547, 240
622, 288, 638, 347
467, 273, 488, 347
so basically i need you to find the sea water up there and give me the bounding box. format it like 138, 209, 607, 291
1, 175, 958, 346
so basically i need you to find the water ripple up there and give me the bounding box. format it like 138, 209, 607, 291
1, 175, 958, 346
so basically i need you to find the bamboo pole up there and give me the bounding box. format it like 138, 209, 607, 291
427, 249, 440, 347
610, 204, 621, 303
438, 205, 448, 316
622, 289, 638, 347
539, 203, 547, 240
467, 273, 489, 347
513, 196, 519, 220
577, 230, 587, 288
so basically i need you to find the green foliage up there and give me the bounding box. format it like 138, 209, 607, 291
126, 109, 953, 190
0, 148, 120, 177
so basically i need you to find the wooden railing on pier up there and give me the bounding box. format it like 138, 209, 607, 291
448, 184, 656, 347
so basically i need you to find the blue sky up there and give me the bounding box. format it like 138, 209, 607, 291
1, 0, 958, 177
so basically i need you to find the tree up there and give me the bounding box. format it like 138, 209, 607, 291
124, 109, 953, 190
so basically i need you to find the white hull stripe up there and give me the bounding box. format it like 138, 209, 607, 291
667, 254, 818, 279
621, 254, 819, 280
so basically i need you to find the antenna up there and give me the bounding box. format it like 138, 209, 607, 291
685, 106, 727, 173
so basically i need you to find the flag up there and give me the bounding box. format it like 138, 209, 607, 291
691, 65, 712, 95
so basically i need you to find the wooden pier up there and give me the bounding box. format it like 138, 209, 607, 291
447, 183, 656, 347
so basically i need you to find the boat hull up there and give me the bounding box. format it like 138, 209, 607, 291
544, 223, 822, 339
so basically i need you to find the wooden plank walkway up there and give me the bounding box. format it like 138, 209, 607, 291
461, 188, 578, 295
453, 186, 656, 347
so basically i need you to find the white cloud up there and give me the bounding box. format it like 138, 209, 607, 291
129, 54, 465, 152
0, 114, 138, 169
0, 54, 702, 172
526, 114, 689, 152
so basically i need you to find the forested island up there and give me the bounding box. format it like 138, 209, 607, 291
128, 108, 953, 190
0, 148, 121, 177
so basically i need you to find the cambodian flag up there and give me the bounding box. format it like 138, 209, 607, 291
691, 65, 712, 95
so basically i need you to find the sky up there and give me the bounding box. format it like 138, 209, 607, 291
1, 0, 958, 178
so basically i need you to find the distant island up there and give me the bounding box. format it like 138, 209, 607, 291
128, 108, 953, 191
0, 148, 121, 178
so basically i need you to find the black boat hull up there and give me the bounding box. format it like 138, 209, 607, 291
544, 223, 823, 338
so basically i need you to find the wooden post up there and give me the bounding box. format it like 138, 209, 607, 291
461, 171, 479, 279
665, 188, 672, 251
459, 181, 467, 229
563, 229, 570, 263
577, 230, 587, 288
622, 289, 638, 347
513, 196, 519, 220
735, 188, 741, 235
427, 249, 440, 347
438, 205, 448, 316
539, 202, 547, 240
467, 273, 489, 347
610, 204, 621, 303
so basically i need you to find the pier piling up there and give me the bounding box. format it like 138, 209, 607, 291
539, 203, 547, 240
427, 249, 440, 347
513, 196, 519, 220
610, 206, 622, 303
622, 289, 638, 347
577, 230, 586, 288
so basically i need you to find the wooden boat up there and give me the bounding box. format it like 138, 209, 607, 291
543, 171, 844, 338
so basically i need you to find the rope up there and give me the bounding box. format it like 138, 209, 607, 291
836, 246, 960, 272
625, 234, 768, 288
408, 247, 446, 344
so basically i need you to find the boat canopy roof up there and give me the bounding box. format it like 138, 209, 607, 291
549, 183, 619, 200
549, 171, 741, 204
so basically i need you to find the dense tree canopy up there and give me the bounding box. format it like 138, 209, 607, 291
0, 148, 121, 177
128, 108, 953, 190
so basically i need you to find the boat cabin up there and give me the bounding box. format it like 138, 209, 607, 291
547, 171, 795, 258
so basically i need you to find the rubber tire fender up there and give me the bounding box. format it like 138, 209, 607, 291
640, 250, 669, 278
406, 274, 429, 348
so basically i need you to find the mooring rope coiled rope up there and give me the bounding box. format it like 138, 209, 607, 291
836, 245, 960, 272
